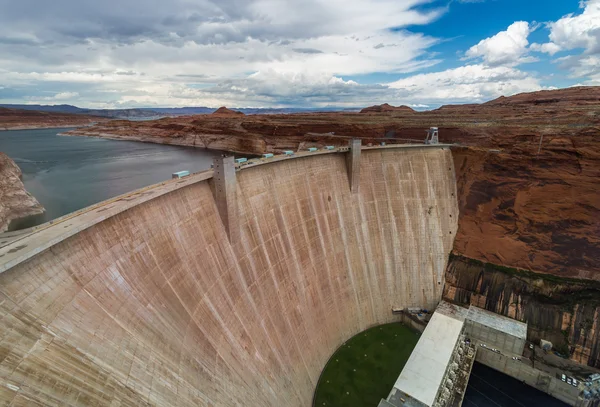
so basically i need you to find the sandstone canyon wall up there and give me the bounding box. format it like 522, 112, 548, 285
444, 255, 600, 367
444, 118, 600, 366
0, 152, 44, 232
0, 147, 457, 406
450, 133, 599, 278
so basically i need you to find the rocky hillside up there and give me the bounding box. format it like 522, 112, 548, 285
212, 106, 244, 115
359, 103, 415, 113
484, 86, 600, 107
0, 107, 100, 130
0, 153, 44, 232
451, 138, 598, 278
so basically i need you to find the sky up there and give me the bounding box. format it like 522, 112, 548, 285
0, 0, 598, 109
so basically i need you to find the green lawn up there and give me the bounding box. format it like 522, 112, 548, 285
313, 322, 420, 407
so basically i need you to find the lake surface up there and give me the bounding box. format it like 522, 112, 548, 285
0, 128, 228, 230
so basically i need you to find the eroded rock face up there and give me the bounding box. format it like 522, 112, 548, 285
0, 153, 44, 232
452, 140, 599, 279
444, 255, 600, 367
483, 87, 600, 107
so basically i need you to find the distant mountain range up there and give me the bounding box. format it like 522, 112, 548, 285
0, 104, 159, 118
0, 104, 359, 119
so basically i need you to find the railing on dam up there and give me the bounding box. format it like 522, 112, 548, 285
0, 140, 452, 274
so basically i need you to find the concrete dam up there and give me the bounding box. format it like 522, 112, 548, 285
0, 144, 458, 406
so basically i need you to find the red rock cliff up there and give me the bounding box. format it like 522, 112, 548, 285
0, 153, 44, 231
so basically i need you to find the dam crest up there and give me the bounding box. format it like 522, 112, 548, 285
0, 143, 458, 406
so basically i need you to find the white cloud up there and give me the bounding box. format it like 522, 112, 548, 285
22, 91, 80, 102
556, 54, 600, 84
52, 91, 79, 100
2, 0, 581, 108
387, 64, 543, 104
465, 21, 535, 66
529, 42, 561, 55
532, 0, 600, 83
0, 0, 452, 107
100, 70, 397, 108
537, 0, 600, 55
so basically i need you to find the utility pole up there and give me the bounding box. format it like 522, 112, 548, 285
537, 134, 544, 155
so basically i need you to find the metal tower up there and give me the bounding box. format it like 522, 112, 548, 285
425, 127, 439, 144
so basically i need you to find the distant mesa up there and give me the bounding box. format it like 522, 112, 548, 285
212, 106, 245, 116
360, 103, 415, 113
483, 86, 600, 106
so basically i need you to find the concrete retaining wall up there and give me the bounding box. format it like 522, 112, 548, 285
0, 147, 458, 406
465, 320, 525, 355
476, 348, 583, 406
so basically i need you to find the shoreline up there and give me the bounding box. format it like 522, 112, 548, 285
64, 129, 261, 156
0, 123, 94, 131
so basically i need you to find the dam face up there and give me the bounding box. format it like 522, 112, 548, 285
0, 146, 458, 406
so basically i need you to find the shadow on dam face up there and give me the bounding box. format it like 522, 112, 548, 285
0, 147, 458, 406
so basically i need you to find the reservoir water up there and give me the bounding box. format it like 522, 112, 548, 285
0, 128, 227, 230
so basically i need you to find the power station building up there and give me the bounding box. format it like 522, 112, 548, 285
379, 302, 527, 407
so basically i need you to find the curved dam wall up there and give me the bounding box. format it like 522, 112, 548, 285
0, 146, 458, 406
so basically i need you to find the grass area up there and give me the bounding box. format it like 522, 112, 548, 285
313, 322, 420, 407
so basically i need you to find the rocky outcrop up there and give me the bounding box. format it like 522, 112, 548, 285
0, 107, 100, 130
0, 153, 44, 231
212, 106, 244, 115
484, 86, 600, 107
444, 255, 600, 367
451, 140, 599, 279
360, 103, 415, 113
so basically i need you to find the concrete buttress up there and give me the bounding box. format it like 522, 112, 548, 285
213, 155, 239, 243
346, 138, 361, 193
